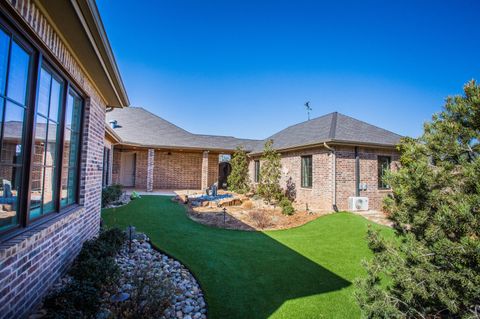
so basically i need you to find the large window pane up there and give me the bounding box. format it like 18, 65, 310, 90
6, 41, 29, 105
42, 167, 55, 212
254, 160, 260, 183
49, 77, 61, 122
36, 68, 51, 117
1, 101, 25, 164
0, 28, 9, 95
61, 91, 82, 207
29, 66, 63, 220
378, 156, 391, 189
0, 33, 30, 233
301, 155, 312, 188
0, 164, 21, 231
46, 123, 57, 166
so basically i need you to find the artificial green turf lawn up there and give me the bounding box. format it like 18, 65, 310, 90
102, 196, 393, 319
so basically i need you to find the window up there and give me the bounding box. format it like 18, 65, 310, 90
254, 160, 260, 183
102, 147, 110, 187
60, 90, 82, 207
30, 67, 63, 219
0, 18, 84, 237
301, 155, 312, 188
378, 156, 391, 189
0, 26, 31, 232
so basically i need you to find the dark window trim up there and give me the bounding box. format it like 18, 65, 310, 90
254, 160, 260, 183
300, 155, 313, 189
0, 9, 86, 240
0, 4, 89, 101
377, 155, 392, 190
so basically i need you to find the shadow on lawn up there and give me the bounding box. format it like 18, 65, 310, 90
103, 196, 352, 319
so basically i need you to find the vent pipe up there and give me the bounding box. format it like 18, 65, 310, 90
109, 120, 118, 129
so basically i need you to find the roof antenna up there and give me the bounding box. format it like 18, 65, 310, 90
304, 101, 312, 120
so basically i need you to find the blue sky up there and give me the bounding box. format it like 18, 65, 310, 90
97, 0, 479, 139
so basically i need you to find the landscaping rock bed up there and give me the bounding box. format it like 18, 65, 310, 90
30, 232, 206, 319
114, 234, 207, 319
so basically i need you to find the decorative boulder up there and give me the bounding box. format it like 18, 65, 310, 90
178, 194, 189, 204
218, 198, 242, 207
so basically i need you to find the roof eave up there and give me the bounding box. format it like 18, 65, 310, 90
105, 124, 122, 143
114, 141, 245, 153
37, 0, 129, 107
248, 139, 399, 156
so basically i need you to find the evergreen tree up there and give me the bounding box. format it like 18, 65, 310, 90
356, 80, 480, 318
258, 139, 283, 203
227, 146, 250, 194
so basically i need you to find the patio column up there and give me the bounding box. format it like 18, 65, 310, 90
201, 150, 209, 190
147, 149, 154, 192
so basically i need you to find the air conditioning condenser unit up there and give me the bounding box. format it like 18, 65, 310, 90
348, 197, 369, 211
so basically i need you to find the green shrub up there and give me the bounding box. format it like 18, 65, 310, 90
44, 280, 100, 319
110, 262, 174, 319
279, 197, 295, 216
99, 227, 126, 252
44, 227, 126, 317
130, 191, 141, 200
69, 256, 119, 289
227, 146, 250, 194
101, 184, 123, 207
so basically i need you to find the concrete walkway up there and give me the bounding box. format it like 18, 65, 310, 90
351, 210, 393, 227
124, 188, 201, 196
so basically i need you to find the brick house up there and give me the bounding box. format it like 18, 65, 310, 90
104, 107, 258, 191
0, 1, 129, 318
105, 108, 401, 211
247, 112, 401, 211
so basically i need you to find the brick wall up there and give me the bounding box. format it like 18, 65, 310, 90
0, 1, 107, 318
112, 149, 121, 185
153, 150, 203, 190
134, 150, 148, 190
207, 153, 219, 188
110, 149, 220, 191
249, 145, 399, 212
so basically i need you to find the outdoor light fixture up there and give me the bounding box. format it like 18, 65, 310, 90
223, 207, 227, 227
128, 225, 135, 253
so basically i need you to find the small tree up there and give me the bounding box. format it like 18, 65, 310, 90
355, 80, 480, 318
227, 146, 250, 194
257, 139, 283, 203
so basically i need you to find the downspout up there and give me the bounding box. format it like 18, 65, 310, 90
323, 142, 338, 212
355, 146, 360, 197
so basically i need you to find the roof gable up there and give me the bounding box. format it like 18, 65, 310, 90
250, 112, 402, 153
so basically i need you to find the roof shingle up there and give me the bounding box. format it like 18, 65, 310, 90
106, 108, 402, 153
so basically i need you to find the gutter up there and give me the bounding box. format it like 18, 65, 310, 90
323, 142, 338, 212
248, 139, 399, 156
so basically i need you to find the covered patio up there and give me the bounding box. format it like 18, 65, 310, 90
103, 107, 258, 192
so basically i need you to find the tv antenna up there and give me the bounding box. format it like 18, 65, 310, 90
304, 101, 312, 120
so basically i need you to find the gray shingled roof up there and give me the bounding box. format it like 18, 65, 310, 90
250, 112, 402, 153
106, 108, 401, 153
105, 107, 260, 151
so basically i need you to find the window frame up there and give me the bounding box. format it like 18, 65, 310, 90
254, 160, 260, 183
0, 9, 86, 241
377, 155, 391, 190
102, 147, 111, 187
300, 155, 313, 189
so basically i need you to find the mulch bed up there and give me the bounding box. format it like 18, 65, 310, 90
176, 194, 331, 231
